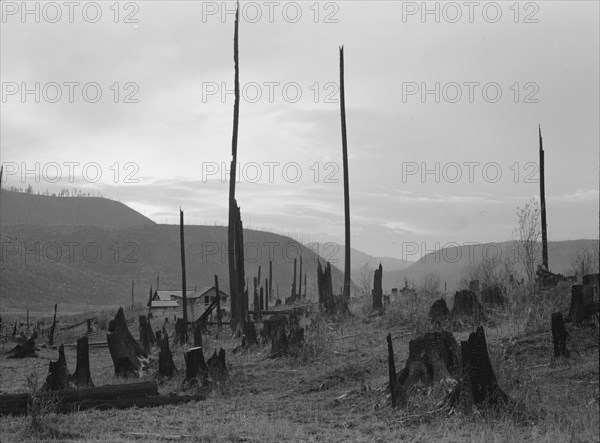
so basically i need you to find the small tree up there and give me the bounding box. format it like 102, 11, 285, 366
358, 260, 375, 297
570, 246, 600, 282
513, 198, 541, 283
418, 271, 441, 297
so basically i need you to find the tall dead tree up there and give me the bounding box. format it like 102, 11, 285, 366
298, 255, 303, 299
227, 1, 247, 333
292, 257, 297, 298
70, 336, 94, 388
538, 125, 549, 270
131, 280, 134, 308
372, 263, 383, 313
269, 260, 273, 301
180, 209, 188, 329
339, 46, 351, 302
48, 303, 58, 346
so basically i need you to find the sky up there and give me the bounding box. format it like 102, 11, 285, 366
1, 1, 599, 260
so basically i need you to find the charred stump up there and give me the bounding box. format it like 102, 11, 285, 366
386, 333, 406, 407
242, 322, 258, 348
175, 318, 188, 345
207, 349, 228, 381
7, 331, 38, 359
270, 322, 288, 358
447, 326, 511, 413
288, 326, 305, 355
567, 284, 597, 323
450, 290, 486, 327
397, 331, 461, 393
69, 336, 94, 389
138, 315, 155, 355
193, 321, 203, 348
429, 298, 450, 325
158, 331, 176, 378
372, 263, 383, 313
183, 347, 208, 385
43, 345, 69, 391
107, 308, 147, 378
551, 312, 569, 358
155, 330, 163, 350
262, 315, 286, 343
480, 284, 507, 307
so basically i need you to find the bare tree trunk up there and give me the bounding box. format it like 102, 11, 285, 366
48, 303, 58, 346
158, 330, 176, 378
539, 125, 548, 270
269, 260, 273, 301
180, 209, 188, 328
292, 257, 297, 298
215, 274, 222, 328
372, 263, 383, 313
298, 255, 303, 300
339, 46, 351, 302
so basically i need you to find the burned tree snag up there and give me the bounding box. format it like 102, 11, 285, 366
70, 336, 94, 389
48, 303, 58, 346
175, 318, 187, 345
264, 278, 269, 311
447, 326, 511, 413
139, 315, 155, 355
397, 331, 461, 393
372, 263, 383, 313
180, 209, 188, 327
339, 46, 351, 303
429, 298, 450, 325
387, 333, 405, 407
539, 125, 549, 271
551, 312, 569, 358
450, 290, 486, 327
298, 255, 303, 300
292, 257, 297, 298
317, 261, 334, 313
270, 321, 288, 358
193, 321, 203, 348
567, 284, 597, 323
155, 330, 163, 350
207, 349, 228, 381
184, 347, 208, 385
158, 331, 176, 378
43, 345, 69, 391
107, 308, 147, 377
243, 322, 258, 347
259, 287, 264, 311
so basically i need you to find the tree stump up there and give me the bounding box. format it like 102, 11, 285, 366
193, 321, 203, 348
387, 333, 406, 407
207, 349, 228, 381
69, 336, 94, 389
450, 290, 486, 327
372, 263, 383, 313
139, 315, 156, 355
262, 315, 286, 343
43, 345, 69, 391
567, 284, 597, 323
397, 331, 461, 392
7, 331, 38, 358
288, 326, 304, 355
447, 326, 511, 413
107, 308, 147, 377
242, 322, 258, 347
551, 312, 569, 358
429, 298, 450, 325
480, 284, 507, 307
155, 330, 163, 350
158, 331, 176, 378
270, 322, 288, 358
183, 347, 208, 385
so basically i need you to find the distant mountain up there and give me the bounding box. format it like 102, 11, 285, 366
383, 240, 599, 293
0, 189, 154, 227
308, 241, 412, 272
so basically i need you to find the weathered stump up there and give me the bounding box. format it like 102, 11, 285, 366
397, 331, 461, 392
43, 345, 69, 391
447, 326, 511, 413
288, 326, 305, 355
70, 336, 94, 388
450, 290, 486, 326
429, 298, 450, 325
107, 308, 147, 377
183, 347, 208, 385
207, 349, 228, 381
242, 322, 258, 347
551, 312, 569, 358
7, 331, 38, 358
155, 330, 163, 350
270, 322, 288, 358
372, 263, 383, 313
193, 321, 203, 348
158, 331, 176, 378
387, 333, 406, 407
175, 318, 188, 345
262, 315, 286, 343
138, 315, 155, 355
567, 284, 597, 323
481, 284, 507, 307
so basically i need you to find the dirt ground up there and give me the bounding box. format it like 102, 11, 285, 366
0, 300, 598, 443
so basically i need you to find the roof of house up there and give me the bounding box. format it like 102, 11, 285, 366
197, 286, 229, 298
155, 290, 199, 300
149, 300, 179, 308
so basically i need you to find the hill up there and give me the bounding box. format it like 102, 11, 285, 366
0, 189, 155, 228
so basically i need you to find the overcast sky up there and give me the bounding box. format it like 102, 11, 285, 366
1, 1, 598, 260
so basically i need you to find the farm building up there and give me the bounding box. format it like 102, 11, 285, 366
195, 286, 230, 319
147, 287, 229, 320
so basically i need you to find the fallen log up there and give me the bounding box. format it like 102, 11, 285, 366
1, 381, 159, 416
551, 312, 569, 358
107, 308, 147, 377
7, 331, 38, 358
70, 336, 94, 388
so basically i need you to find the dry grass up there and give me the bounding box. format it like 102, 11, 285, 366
1, 287, 598, 442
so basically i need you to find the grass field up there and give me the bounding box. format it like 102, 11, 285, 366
0, 286, 598, 442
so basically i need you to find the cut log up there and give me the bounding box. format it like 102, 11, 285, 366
450, 290, 486, 326
184, 347, 208, 385
567, 284, 597, 323
1, 381, 163, 415
7, 331, 38, 358
372, 263, 383, 313
43, 345, 69, 391
107, 308, 147, 377
447, 326, 511, 413
429, 298, 450, 325
386, 333, 406, 407
69, 337, 94, 389
397, 331, 461, 393
207, 348, 228, 381
551, 312, 569, 358
158, 331, 176, 378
